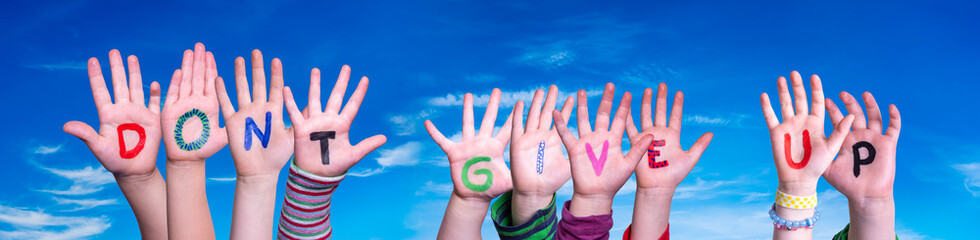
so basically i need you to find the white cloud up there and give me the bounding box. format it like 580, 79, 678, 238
51, 198, 118, 212
34, 145, 63, 155
684, 113, 756, 129
427, 86, 599, 108
952, 162, 980, 197
510, 14, 646, 70
389, 109, 437, 136
740, 192, 772, 203
207, 177, 236, 182
36, 166, 115, 196
415, 181, 453, 196
514, 49, 576, 70
674, 177, 743, 200
24, 62, 86, 71
0, 205, 110, 240
347, 168, 385, 177
377, 142, 423, 167
685, 115, 730, 125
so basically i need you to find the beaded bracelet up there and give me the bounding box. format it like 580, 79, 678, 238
775, 189, 817, 209
768, 204, 820, 231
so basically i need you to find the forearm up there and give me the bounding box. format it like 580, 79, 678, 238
630, 187, 673, 239
437, 191, 491, 240
165, 160, 216, 239
115, 169, 168, 240
511, 191, 555, 225
231, 174, 280, 239
569, 193, 613, 216
847, 196, 895, 240
772, 181, 817, 240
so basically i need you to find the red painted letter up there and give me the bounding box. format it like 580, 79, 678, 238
117, 123, 146, 159
783, 129, 811, 169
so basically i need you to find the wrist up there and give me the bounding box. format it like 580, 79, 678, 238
569, 193, 614, 216
635, 187, 676, 201
235, 173, 280, 186
451, 190, 492, 205
114, 169, 163, 185
848, 196, 895, 217
777, 180, 818, 196
166, 159, 206, 169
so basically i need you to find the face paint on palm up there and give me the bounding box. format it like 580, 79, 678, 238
174, 109, 210, 151
117, 123, 146, 159
310, 131, 336, 165
244, 111, 272, 151
851, 141, 876, 177
462, 156, 493, 192
647, 139, 667, 168
585, 140, 609, 176
784, 129, 812, 169
536, 141, 545, 174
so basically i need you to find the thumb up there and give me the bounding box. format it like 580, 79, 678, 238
64, 121, 99, 144
353, 134, 388, 159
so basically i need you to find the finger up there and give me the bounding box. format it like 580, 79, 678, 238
575, 89, 592, 136
86, 58, 111, 109
609, 91, 632, 138
626, 109, 639, 139
282, 86, 305, 125
340, 77, 369, 120
148, 81, 161, 114
840, 91, 867, 129
687, 132, 714, 161
553, 110, 576, 145
324, 65, 351, 115
776, 76, 794, 120
179, 49, 193, 97
525, 89, 544, 131
127, 55, 145, 106
625, 135, 654, 164
558, 96, 574, 131
216, 77, 235, 119
424, 120, 454, 148
251, 49, 268, 103
234, 57, 252, 106
308, 68, 322, 115
538, 85, 560, 130
760, 93, 779, 128
885, 104, 901, 137
479, 88, 502, 138
353, 134, 387, 159
654, 82, 668, 127
512, 101, 525, 139
192, 43, 206, 95
810, 74, 825, 117
269, 58, 285, 105
495, 106, 515, 145
164, 69, 182, 107
863, 92, 883, 132
594, 83, 616, 132
462, 93, 476, 138
790, 71, 809, 118
108, 50, 129, 103
641, 87, 653, 129
825, 98, 844, 125
826, 115, 855, 153
668, 91, 684, 130
205, 51, 217, 96
63, 121, 99, 144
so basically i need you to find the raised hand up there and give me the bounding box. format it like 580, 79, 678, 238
553, 83, 653, 216
63, 49, 168, 239
283, 65, 386, 177
426, 89, 514, 239
824, 91, 900, 239
216, 50, 294, 238
509, 85, 574, 224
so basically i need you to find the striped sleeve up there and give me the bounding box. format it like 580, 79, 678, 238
490, 191, 558, 240
832, 223, 899, 240
277, 162, 345, 240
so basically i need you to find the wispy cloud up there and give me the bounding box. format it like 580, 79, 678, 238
33, 144, 63, 155
619, 62, 683, 85
739, 192, 772, 203
347, 168, 385, 177
684, 113, 757, 129
0, 205, 110, 240
427, 86, 600, 107
674, 177, 744, 200
24, 62, 87, 71
52, 198, 118, 212
953, 162, 980, 197
351, 142, 425, 177
510, 14, 647, 70
36, 166, 115, 196
389, 109, 437, 136
207, 177, 237, 182
415, 181, 453, 196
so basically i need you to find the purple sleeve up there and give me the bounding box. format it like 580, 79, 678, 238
556, 200, 614, 240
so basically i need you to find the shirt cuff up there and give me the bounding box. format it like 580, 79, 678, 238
490, 191, 558, 240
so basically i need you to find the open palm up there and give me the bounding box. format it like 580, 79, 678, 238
626, 83, 713, 189
284, 66, 387, 177
161, 43, 228, 161
823, 91, 900, 199
510, 85, 574, 196
425, 89, 514, 200
64, 50, 162, 177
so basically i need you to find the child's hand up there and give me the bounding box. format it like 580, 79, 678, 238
64, 50, 162, 178
823, 91, 900, 200
553, 83, 653, 216
161, 43, 228, 162
626, 83, 713, 191
216, 50, 293, 178
510, 85, 574, 200
425, 89, 514, 200
283, 66, 386, 177
760, 71, 854, 195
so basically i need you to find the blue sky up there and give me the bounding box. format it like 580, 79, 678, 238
1, 0, 978, 239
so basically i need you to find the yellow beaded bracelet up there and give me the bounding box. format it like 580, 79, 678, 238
775, 190, 817, 209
